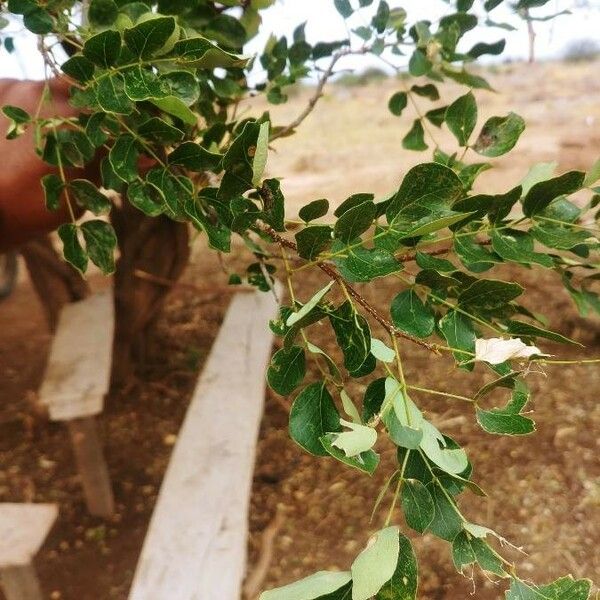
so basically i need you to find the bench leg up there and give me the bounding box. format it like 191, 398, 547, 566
68, 417, 115, 518
0, 564, 44, 600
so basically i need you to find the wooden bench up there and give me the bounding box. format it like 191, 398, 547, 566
38, 291, 115, 518
0, 503, 57, 600
128, 287, 279, 600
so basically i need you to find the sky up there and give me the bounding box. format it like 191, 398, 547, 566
0, 0, 598, 79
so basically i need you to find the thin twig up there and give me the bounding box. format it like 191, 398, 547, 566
271, 45, 371, 141
243, 506, 286, 600
133, 269, 254, 295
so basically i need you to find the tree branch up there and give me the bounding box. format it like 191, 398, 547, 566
261, 225, 439, 354
271, 45, 370, 141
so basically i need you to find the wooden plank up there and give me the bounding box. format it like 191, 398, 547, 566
129, 288, 279, 600
0, 504, 57, 567
38, 291, 114, 421
0, 564, 44, 600
68, 417, 115, 518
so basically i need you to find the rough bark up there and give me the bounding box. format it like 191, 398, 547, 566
110, 202, 190, 387
20, 236, 90, 332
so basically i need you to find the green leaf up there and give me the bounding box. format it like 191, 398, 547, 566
491, 229, 553, 268
219, 121, 261, 199
439, 310, 476, 366
473, 112, 525, 157
168, 142, 222, 171
352, 527, 400, 600
88, 0, 118, 26
401, 479, 434, 533
334, 193, 374, 218
172, 36, 249, 69
96, 74, 134, 114
124, 15, 177, 58
267, 346, 306, 395
259, 571, 352, 600
419, 420, 468, 474
388, 92, 408, 116
505, 576, 592, 600
530, 224, 590, 250
458, 162, 492, 191
295, 225, 333, 260
363, 378, 386, 423
372, 0, 391, 32
340, 390, 362, 424
185, 197, 231, 252
458, 279, 523, 309
506, 320, 580, 346
306, 343, 342, 383
41, 174, 64, 211
2, 104, 30, 139
332, 420, 377, 457
402, 119, 427, 151
138, 117, 184, 144
334, 201, 376, 243
453, 185, 521, 224
583, 156, 600, 187
80, 220, 117, 275
150, 96, 197, 125
476, 381, 535, 436
161, 71, 200, 106
334, 245, 402, 283
374, 532, 418, 600
411, 84, 439, 101
442, 67, 492, 90
454, 233, 499, 272
520, 161, 557, 196
70, 179, 111, 215
427, 482, 463, 541
370, 338, 395, 363
452, 531, 506, 577
289, 382, 341, 456
58, 223, 88, 274
261, 178, 286, 232
299, 199, 329, 222
23, 8, 53, 34
416, 252, 454, 272
446, 91, 477, 147
252, 121, 270, 186
334, 0, 354, 18
328, 301, 371, 374
522, 171, 585, 217
467, 38, 506, 59
320, 434, 380, 474
127, 180, 165, 216
109, 134, 138, 183
476, 408, 535, 436
403, 211, 474, 238
382, 379, 423, 449
122, 65, 169, 101
83, 30, 122, 67
386, 163, 464, 224
147, 168, 191, 219
61, 55, 95, 83
408, 49, 431, 76
287, 282, 334, 327
425, 106, 447, 128
390, 290, 435, 338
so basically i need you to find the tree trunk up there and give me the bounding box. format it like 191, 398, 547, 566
110, 203, 190, 387
20, 236, 90, 332
526, 12, 536, 64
